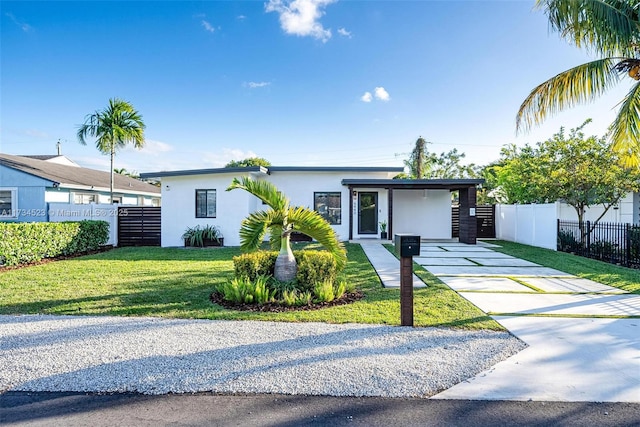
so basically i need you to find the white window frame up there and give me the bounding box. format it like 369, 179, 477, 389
72, 192, 97, 205
0, 187, 18, 218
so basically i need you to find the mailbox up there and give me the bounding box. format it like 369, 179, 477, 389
395, 234, 421, 257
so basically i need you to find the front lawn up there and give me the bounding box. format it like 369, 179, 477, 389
0, 243, 500, 329
492, 240, 640, 294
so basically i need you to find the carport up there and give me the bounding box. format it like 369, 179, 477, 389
341, 179, 484, 244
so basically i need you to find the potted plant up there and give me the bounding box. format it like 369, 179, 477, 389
182, 225, 224, 247
379, 221, 388, 240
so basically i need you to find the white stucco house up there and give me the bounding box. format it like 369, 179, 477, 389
140, 166, 484, 247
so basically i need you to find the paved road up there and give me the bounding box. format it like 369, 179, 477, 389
2, 392, 640, 426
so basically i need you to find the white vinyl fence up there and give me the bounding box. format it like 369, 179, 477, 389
47, 203, 118, 246
495, 203, 557, 250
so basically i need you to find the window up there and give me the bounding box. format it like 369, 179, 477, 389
0, 188, 17, 218
314, 192, 341, 225
196, 189, 216, 218
73, 193, 97, 204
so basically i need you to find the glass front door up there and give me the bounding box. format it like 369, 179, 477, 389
358, 192, 378, 234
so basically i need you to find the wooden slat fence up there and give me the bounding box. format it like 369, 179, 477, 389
452, 205, 496, 238
117, 207, 161, 246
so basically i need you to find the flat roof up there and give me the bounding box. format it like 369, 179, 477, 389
342, 178, 485, 190
140, 165, 404, 179
140, 166, 268, 178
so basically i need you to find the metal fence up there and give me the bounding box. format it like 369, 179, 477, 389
557, 219, 640, 268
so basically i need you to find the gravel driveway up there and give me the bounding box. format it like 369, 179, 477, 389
0, 315, 525, 397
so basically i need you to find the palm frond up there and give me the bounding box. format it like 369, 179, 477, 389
610, 80, 640, 167
237, 210, 283, 252
516, 58, 620, 133
288, 206, 347, 269
537, 0, 640, 56
226, 177, 288, 210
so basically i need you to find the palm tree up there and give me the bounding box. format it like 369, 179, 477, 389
227, 177, 347, 282
78, 98, 146, 202
516, 0, 640, 167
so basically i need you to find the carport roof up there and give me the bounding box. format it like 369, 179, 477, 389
341, 178, 484, 190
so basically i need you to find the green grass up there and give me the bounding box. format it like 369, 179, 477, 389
492, 240, 640, 294
0, 243, 501, 329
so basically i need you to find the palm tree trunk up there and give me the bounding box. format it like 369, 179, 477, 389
110, 149, 114, 204
274, 233, 297, 282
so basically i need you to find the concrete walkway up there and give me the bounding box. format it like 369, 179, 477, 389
358, 240, 425, 288
361, 240, 640, 402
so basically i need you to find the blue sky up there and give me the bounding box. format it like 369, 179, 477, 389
1, 1, 632, 174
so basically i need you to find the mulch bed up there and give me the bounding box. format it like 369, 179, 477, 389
0, 246, 114, 272
210, 290, 364, 312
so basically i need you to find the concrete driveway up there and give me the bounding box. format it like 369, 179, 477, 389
363, 241, 640, 402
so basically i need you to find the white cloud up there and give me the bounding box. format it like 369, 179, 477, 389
244, 81, 272, 89
201, 20, 215, 33
374, 86, 390, 101
237, 15, 247, 21
5, 12, 33, 32
265, 0, 336, 43
24, 129, 50, 139
337, 27, 351, 38
361, 92, 372, 103
139, 140, 174, 156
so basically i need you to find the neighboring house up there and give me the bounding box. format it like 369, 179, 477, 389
0, 153, 161, 222
140, 166, 483, 247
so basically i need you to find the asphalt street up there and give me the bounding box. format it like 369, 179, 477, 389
2, 392, 640, 427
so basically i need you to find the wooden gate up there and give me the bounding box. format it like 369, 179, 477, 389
117, 206, 161, 246
452, 205, 495, 238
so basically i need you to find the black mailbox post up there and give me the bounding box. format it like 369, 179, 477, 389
394, 234, 420, 327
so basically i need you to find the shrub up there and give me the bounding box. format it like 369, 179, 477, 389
62, 220, 110, 254
557, 229, 579, 252
182, 225, 223, 247
313, 279, 336, 303
313, 279, 349, 303
233, 251, 278, 281
294, 250, 337, 292
0, 220, 109, 266
281, 289, 313, 307
216, 275, 275, 304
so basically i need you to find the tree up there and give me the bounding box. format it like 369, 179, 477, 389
401, 137, 479, 179
114, 168, 139, 179
225, 157, 271, 168
517, 0, 640, 167
78, 98, 146, 202
495, 120, 640, 232
226, 177, 346, 282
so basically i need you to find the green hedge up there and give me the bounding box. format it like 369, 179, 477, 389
232, 249, 338, 290
0, 220, 109, 266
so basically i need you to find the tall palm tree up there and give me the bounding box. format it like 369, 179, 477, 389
77, 98, 146, 202
227, 177, 347, 282
516, 0, 640, 167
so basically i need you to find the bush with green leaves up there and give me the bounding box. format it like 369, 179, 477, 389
294, 250, 337, 292
233, 251, 278, 281
182, 224, 223, 247
228, 249, 349, 307
0, 220, 109, 266
216, 275, 275, 304
313, 279, 349, 303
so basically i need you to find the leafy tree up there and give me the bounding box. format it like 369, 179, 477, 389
517, 0, 640, 167
78, 98, 145, 202
401, 137, 479, 179
225, 157, 271, 168
495, 120, 640, 232
113, 168, 139, 179
227, 177, 346, 282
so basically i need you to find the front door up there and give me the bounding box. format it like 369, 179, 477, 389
358, 192, 378, 234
